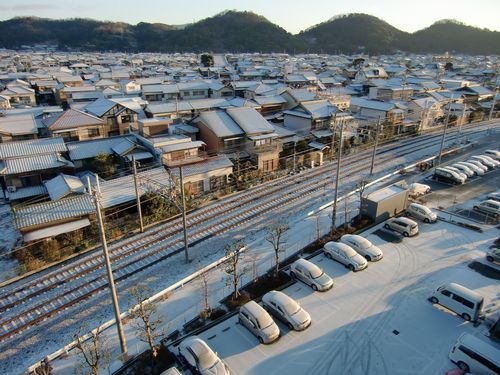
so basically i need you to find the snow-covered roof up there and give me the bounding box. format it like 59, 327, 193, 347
43, 109, 104, 130
66, 135, 135, 160
170, 155, 233, 177
0, 114, 38, 136
197, 110, 245, 138
226, 107, 274, 135
44, 173, 85, 201
0, 137, 67, 159
0, 154, 73, 175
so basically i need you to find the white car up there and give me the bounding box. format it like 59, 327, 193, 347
486, 191, 500, 202
262, 290, 311, 331
323, 242, 368, 271
408, 182, 431, 197
473, 200, 500, 218
290, 258, 333, 291
451, 163, 474, 178
442, 166, 468, 181
456, 161, 484, 175
484, 149, 500, 160
179, 336, 230, 375
239, 301, 280, 344
470, 155, 496, 169
406, 202, 437, 223
340, 234, 383, 262
466, 159, 488, 173
479, 154, 500, 167
384, 217, 419, 237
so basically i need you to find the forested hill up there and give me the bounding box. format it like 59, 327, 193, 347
0, 12, 498, 55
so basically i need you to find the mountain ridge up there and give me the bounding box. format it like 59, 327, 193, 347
0, 11, 498, 54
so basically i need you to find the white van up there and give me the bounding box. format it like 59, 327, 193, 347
456, 161, 485, 175
384, 217, 419, 237
430, 282, 484, 321
449, 333, 500, 374
406, 203, 437, 223
239, 300, 280, 344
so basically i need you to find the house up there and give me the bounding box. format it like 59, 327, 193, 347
283, 100, 338, 136
170, 155, 234, 196
194, 106, 281, 171
0, 114, 38, 142
83, 98, 141, 136
368, 86, 414, 101
454, 85, 494, 102
350, 98, 404, 123
407, 97, 443, 129
354, 67, 389, 83
0, 95, 11, 110
42, 109, 106, 142
66, 135, 152, 169
0, 137, 72, 201
0, 85, 36, 106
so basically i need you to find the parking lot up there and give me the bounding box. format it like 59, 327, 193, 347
172, 215, 499, 375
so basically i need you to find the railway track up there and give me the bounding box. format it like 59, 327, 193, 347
0, 123, 496, 342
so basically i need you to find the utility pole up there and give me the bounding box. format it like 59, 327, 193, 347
93, 176, 127, 355
437, 102, 453, 167
458, 103, 466, 144
331, 119, 344, 235
292, 139, 297, 172
132, 156, 144, 233
369, 116, 381, 176
330, 112, 338, 162
179, 167, 190, 263
489, 88, 497, 121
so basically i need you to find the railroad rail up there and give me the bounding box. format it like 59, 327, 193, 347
0, 123, 496, 342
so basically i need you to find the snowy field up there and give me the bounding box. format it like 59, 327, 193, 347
179, 219, 500, 375
5, 128, 499, 374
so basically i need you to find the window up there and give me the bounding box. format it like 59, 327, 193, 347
88, 128, 100, 137
441, 290, 451, 297
452, 294, 464, 304
458, 346, 500, 373
462, 299, 474, 309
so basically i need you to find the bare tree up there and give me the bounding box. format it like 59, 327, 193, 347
33, 357, 52, 375
314, 214, 322, 242
129, 285, 164, 360
356, 176, 370, 217
74, 325, 110, 375
244, 251, 262, 283
196, 263, 211, 318
224, 239, 246, 300
265, 218, 290, 276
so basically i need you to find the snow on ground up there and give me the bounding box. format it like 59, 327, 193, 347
4, 128, 499, 374
182, 220, 500, 375
0, 202, 21, 282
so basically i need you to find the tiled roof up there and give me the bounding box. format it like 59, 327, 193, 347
0, 137, 67, 159
0, 153, 74, 175
43, 109, 104, 130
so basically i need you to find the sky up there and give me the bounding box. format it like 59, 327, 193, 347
1, 0, 499, 34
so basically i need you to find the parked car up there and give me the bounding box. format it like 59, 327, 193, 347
466, 159, 489, 173
323, 242, 368, 271
340, 234, 383, 262
473, 200, 500, 218
429, 282, 484, 322
290, 258, 333, 291
478, 154, 500, 167
384, 217, 419, 237
450, 163, 474, 178
486, 248, 500, 263
239, 301, 280, 344
484, 149, 500, 160
449, 333, 500, 374
406, 202, 437, 223
261, 290, 311, 331
442, 166, 468, 181
456, 161, 485, 175
433, 167, 465, 185
178, 336, 230, 375
160, 367, 182, 375
408, 182, 431, 197
470, 155, 496, 169
486, 191, 500, 202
